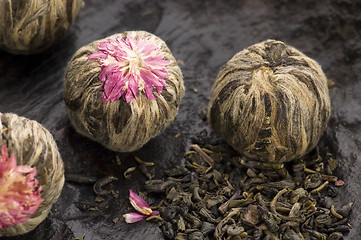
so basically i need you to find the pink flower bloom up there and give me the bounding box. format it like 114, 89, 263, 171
88, 34, 170, 104
0, 145, 43, 229
123, 189, 159, 223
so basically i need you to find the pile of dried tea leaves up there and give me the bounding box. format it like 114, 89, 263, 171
142, 135, 352, 240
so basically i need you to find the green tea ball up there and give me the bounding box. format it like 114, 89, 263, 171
64, 31, 184, 152
208, 40, 331, 163
0, 0, 83, 54
0, 113, 64, 236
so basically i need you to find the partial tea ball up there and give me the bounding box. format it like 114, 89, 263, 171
64, 31, 184, 152
208, 40, 331, 163
0, 113, 64, 236
0, 0, 83, 54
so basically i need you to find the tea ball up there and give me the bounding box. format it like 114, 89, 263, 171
0, 0, 83, 54
208, 40, 330, 163
0, 113, 64, 236
64, 31, 184, 152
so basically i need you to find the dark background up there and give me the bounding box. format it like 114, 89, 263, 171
1, 0, 360, 239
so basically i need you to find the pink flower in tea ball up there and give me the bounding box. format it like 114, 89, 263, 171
88, 34, 170, 104
0, 145, 43, 229
123, 190, 159, 223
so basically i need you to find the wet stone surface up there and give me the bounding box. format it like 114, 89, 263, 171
0, 0, 360, 239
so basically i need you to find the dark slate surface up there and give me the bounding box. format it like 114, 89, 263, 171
0, 0, 360, 239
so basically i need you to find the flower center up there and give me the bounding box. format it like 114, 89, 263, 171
126, 52, 143, 75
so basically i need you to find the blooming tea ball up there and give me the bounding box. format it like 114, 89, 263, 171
0, 0, 83, 54
64, 31, 184, 152
208, 40, 331, 163
0, 113, 64, 236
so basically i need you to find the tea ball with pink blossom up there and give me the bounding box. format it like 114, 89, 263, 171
64, 31, 184, 152
0, 113, 64, 236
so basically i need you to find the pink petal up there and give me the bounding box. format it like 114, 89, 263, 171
128, 76, 139, 99
144, 56, 169, 67
98, 69, 107, 83
123, 90, 134, 104
88, 51, 107, 60
103, 79, 115, 100
335, 180, 345, 186
125, 36, 137, 50
100, 40, 116, 53
106, 86, 122, 103
156, 86, 164, 95
123, 212, 147, 223
151, 68, 169, 80
1, 145, 9, 159
143, 84, 157, 100
140, 69, 167, 87
129, 190, 152, 215
16, 165, 33, 173
99, 64, 115, 83
141, 44, 159, 56
98, 41, 109, 51
150, 210, 159, 216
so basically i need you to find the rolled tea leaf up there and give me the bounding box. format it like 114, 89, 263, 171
64, 31, 184, 152
208, 40, 330, 163
0, 113, 64, 236
0, 0, 83, 54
